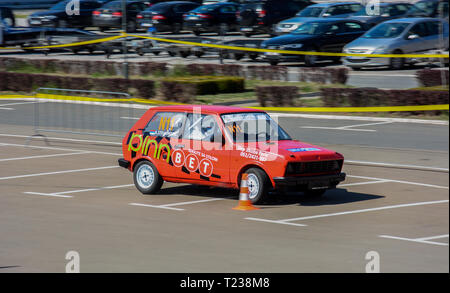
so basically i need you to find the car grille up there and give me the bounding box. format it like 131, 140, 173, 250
286, 160, 343, 175
348, 49, 370, 54
346, 58, 371, 63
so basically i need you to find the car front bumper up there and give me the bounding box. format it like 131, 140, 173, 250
343, 56, 391, 67
273, 173, 346, 190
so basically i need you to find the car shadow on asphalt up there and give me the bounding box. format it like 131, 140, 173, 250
264, 188, 384, 207
157, 185, 384, 207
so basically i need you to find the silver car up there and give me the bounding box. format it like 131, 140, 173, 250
343, 17, 449, 70
274, 2, 363, 35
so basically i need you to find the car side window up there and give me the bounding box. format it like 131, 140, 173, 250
349, 4, 362, 13
220, 5, 237, 13
408, 22, 429, 37
343, 22, 363, 33
426, 21, 440, 36
395, 4, 409, 14
144, 112, 186, 138
182, 113, 222, 142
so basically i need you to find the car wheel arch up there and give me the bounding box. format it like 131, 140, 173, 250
131, 157, 159, 172
236, 164, 274, 188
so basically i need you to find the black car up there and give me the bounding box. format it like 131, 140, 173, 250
237, 0, 314, 37
0, 6, 15, 27
260, 19, 367, 66
93, 0, 147, 32
348, 2, 413, 28
137, 1, 200, 33
27, 0, 110, 28
183, 2, 240, 35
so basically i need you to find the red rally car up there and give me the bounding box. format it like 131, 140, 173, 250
118, 105, 346, 204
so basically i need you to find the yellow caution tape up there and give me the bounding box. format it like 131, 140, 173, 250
1, 94, 447, 112
1, 32, 448, 58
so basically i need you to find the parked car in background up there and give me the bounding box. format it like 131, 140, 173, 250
28, 0, 107, 28
93, 0, 147, 32
137, 1, 200, 33
0, 0, 60, 10
407, 0, 448, 19
183, 2, 240, 35
261, 18, 367, 66
343, 18, 449, 70
274, 2, 362, 35
237, 0, 314, 37
348, 2, 413, 28
0, 6, 15, 27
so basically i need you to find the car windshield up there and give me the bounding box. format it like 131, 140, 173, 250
296, 7, 324, 17
221, 112, 292, 143
191, 4, 219, 13
362, 22, 409, 38
292, 22, 332, 35
50, 0, 71, 10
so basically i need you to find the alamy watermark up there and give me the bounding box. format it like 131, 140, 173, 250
364, 0, 380, 16
65, 250, 80, 273
365, 251, 380, 273
66, 0, 80, 16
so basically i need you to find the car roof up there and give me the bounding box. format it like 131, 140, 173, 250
149, 105, 265, 115
309, 2, 361, 8
383, 17, 442, 23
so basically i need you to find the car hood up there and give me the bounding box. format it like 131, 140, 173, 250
260, 140, 342, 161
263, 34, 316, 46
346, 36, 398, 49
279, 16, 317, 24
30, 10, 64, 17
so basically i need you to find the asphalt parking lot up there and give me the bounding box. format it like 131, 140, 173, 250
0, 100, 448, 273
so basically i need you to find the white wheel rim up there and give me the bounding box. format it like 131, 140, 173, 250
137, 164, 154, 189
247, 174, 260, 200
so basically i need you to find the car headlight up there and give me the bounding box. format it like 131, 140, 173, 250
280, 44, 303, 50
44, 15, 58, 20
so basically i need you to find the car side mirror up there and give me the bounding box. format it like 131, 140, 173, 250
381, 13, 390, 17
322, 13, 331, 17
407, 34, 419, 40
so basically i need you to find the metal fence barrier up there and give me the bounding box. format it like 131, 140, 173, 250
28, 88, 138, 144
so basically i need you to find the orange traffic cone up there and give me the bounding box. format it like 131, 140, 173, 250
232, 173, 259, 211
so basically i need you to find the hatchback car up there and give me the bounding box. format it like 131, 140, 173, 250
92, 0, 147, 32
28, 0, 107, 28
119, 105, 346, 204
274, 2, 362, 35
238, 0, 314, 37
183, 2, 240, 35
262, 18, 367, 66
348, 2, 413, 28
137, 1, 200, 33
343, 18, 449, 70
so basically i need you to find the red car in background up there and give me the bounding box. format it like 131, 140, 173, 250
119, 105, 346, 204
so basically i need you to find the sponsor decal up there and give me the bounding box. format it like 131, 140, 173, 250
287, 148, 321, 152
128, 133, 171, 163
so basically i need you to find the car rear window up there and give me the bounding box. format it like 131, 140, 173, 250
296, 6, 324, 17
146, 3, 170, 13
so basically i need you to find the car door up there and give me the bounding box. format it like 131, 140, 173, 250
423, 20, 447, 51
77, 1, 98, 26
319, 22, 344, 53
141, 111, 187, 179
219, 4, 238, 26
404, 21, 431, 53
178, 112, 230, 183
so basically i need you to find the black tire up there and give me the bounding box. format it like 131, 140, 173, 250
244, 32, 253, 38
269, 60, 279, 66
180, 51, 190, 58
100, 27, 109, 32
172, 23, 182, 34
57, 19, 68, 28
389, 50, 404, 70
193, 30, 201, 36
218, 23, 228, 36
153, 51, 161, 56
234, 53, 244, 61
127, 21, 137, 33
244, 168, 270, 204
133, 160, 163, 194
168, 50, 176, 57
304, 49, 318, 67
304, 189, 327, 198
136, 48, 144, 56
194, 51, 204, 58
352, 67, 363, 71
249, 53, 258, 61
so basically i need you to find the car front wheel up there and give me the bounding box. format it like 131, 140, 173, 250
244, 168, 269, 204
133, 161, 163, 194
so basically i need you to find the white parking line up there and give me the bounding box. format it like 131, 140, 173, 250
245, 200, 449, 227
279, 200, 449, 222
0, 107, 14, 111
339, 180, 390, 187
345, 160, 449, 173
0, 101, 40, 107
129, 203, 185, 211
347, 175, 449, 190
162, 197, 232, 207
379, 234, 449, 246
120, 117, 139, 120
301, 121, 393, 132
23, 192, 74, 199
0, 151, 89, 162
0, 133, 121, 145
0, 142, 121, 156
51, 184, 134, 196
0, 166, 119, 181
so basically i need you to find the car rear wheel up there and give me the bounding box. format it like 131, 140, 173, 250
193, 30, 201, 36
304, 49, 318, 67
133, 160, 163, 194
172, 23, 182, 34
218, 23, 229, 36
244, 168, 269, 204
390, 50, 405, 70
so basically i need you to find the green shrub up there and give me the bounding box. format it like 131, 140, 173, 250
161, 76, 245, 95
